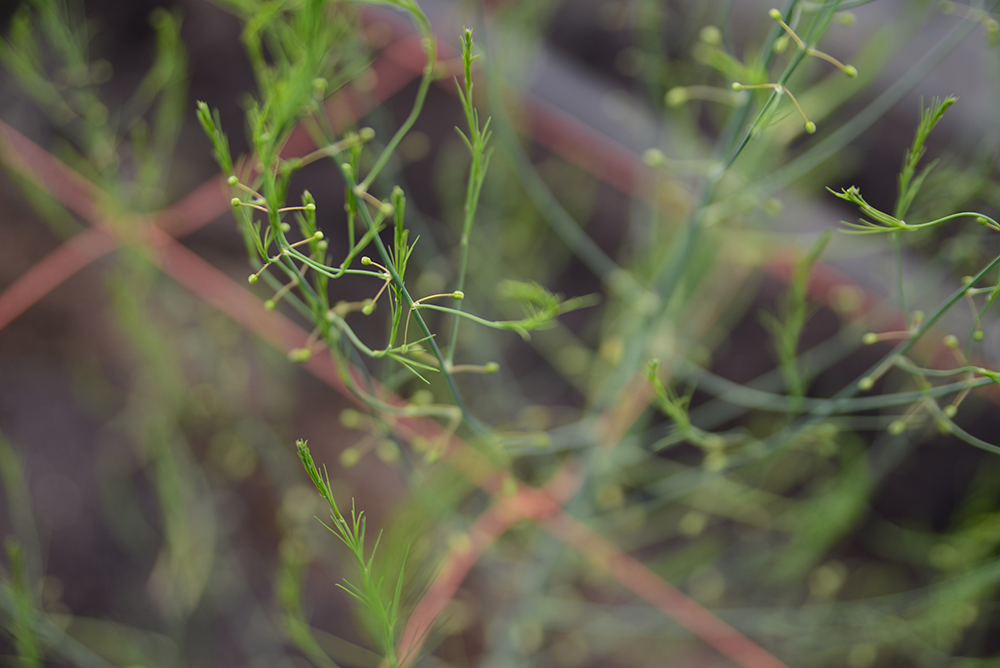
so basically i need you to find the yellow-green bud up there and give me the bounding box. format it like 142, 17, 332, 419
768, 8, 782, 20
888, 420, 905, 435
844, 65, 858, 78
248, 274, 258, 284
731, 82, 744, 91
359, 127, 375, 141
665, 87, 688, 107
699, 25, 722, 45
452, 291, 465, 300
763, 197, 783, 216
287, 348, 311, 363
944, 405, 958, 418
340, 408, 362, 429
361, 256, 372, 265
339, 447, 360, 468
280, 222, 291, 232
943, 334, 959, 349
858, 376, 874, 391
227, 175, 239, 186
231, 197, 241, 207
313, 230, 324, 240
264, 299, 276, 311
804, 121, 817, 134
485, 362, 500, 373
862, 332, 878, 345
643, 148, 667, 168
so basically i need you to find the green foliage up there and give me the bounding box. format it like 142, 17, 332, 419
6, 1, 1000, 667
762, 231, 832, 413
297, 440, 407, 668
895, 96, 957, 220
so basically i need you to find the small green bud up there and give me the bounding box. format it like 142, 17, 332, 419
231, 197, 241, 207
379, 202, 394, 216
768, 8, 783, 20
342, 162, 353, 176
911, 310, 925, 325
773, 35, 789, 53
340, 408, 362, 429
665, 87, 688, 107
248, 274, 258, 284
317, 240, 328, 251
339, 447, 360, 468
305, 202, 316, 211
858, 376, 874, 391
975, 329, 984, 341
763, 197, 783, 216
312, 77, 328, 92
280, 222, 291, 232
944, 405, 958, 418
962, 275, 974, 284
977, 216, 990, 226
376, 439, 399, 463
804, 121, 817, 134
484, 362, 500, 373
943, 334, 959, 349
835, 11, 857, 25
844, 65, 858, 78
888, 420, 906, 435
452, 291, 465, 300
288, 348, 312, 363
359, 127, 376, 141
643, 148, 667, 168
227, 175, 239, 186
410, 389, 433, 406
731, 82, 744, 91
361, 256, 372, 265
361, 301, 374, 315
313, 230, 324, 240
699, 25, 722, 45
862, 332, 878, 345
264, 299, 276, 311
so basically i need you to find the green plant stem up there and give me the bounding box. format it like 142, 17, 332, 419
763, 1, 1000, 193
418, 303, 528, 334
357, 12, 435, 192
338, 167, 484, 433
893, 232, 910, 328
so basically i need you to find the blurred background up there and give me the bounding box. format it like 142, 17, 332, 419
2, 0, 1000, 666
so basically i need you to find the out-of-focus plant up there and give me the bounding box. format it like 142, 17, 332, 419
4, 0, 1000, 667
